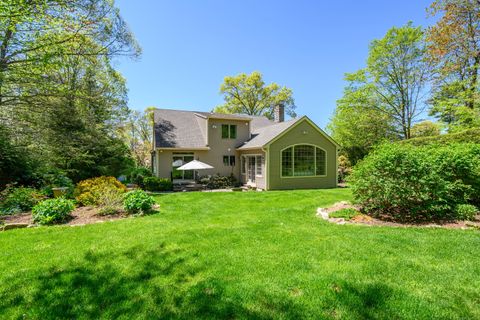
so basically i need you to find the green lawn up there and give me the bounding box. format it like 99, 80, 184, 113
1, 189, 479, 319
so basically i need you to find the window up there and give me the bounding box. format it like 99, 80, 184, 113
223, 155, 235, 166
221, 124, 237, 139
172, 154, 194, 180
256, 156, 263, 176
281, 145, 326, 177
241, 156, 246, 174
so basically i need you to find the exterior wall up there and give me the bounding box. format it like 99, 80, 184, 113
267, 119, 338, 190
155, 118, 250, 181
238, 149, 266, 190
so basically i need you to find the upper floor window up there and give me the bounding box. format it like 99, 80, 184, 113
221, 124, 237, 139
281, 145, 326, 177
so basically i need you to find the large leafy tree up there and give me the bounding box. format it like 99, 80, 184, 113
327, 74, 398, 165
214, 71, 296, 119
0, 0, 140, 184
328, 23, 430, 163
427, 0, 480, 130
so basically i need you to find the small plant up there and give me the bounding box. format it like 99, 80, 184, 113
74, 176, 127, 206
329, 208, 359, 220
123, 190, 155, 214
455, 204, 478, 221
143, 177, 173, 191
0, 186, 45, 215
32, 198, 75, 225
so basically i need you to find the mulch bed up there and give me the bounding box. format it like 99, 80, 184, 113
321, 202, 480, 229
1, 206, 128, 227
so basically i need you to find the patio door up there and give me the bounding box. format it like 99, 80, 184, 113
172, 154, 194, 180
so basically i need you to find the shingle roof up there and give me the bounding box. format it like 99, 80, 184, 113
237, 118, 301, 150
153, 108, 296, 150
154, 109, 208, 148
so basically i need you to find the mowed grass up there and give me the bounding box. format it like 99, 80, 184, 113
1, 189, 479, 319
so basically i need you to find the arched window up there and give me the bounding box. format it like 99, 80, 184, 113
281, 145, 326, 177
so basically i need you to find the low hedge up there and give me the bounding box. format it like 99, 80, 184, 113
351, 143, 480, 221
143, 177, 173, 191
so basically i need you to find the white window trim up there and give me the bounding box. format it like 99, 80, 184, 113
280, 143, 327, 178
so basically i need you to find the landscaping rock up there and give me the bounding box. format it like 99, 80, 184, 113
316, 208, 329, 220
1, 223, 30, 231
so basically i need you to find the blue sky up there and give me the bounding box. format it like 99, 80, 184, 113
115, 0, 433, 129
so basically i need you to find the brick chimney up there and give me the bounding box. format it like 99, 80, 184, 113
274, 104, 284, 123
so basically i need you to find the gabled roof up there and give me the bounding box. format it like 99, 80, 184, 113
237, 118, 301, 150
154, 108, 274, 149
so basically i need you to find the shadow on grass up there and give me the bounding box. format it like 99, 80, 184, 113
0, 243, 305, 319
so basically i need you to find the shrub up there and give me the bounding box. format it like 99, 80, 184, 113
97, 187, 124, 215
32, 198, 75, 225
128, 167, 152, 188
351, 143, 480, 221
455, 204, 478, 221
123, 190, 155, 214
199, 174, 237, 189
329, 208, 359, 220
74, 176, 127, 206
143, 177, 173, 191
0, 186, 45, 215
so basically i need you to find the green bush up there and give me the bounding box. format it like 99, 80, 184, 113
143, 177, 173, 191
123, 190, 155, 214
455, 204, 478, 221
128, 167, 152, 188
0, 186, 45, 215
199, 174, 237, 189
32, 198, 75, 225
351, 143, 480, 221
74, 176, 127, 206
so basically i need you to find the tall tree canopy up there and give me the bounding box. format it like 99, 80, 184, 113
0, 0, 140, 185
214, 71, 296, 119
427, 0, 480, 130
328, 23, 430, 163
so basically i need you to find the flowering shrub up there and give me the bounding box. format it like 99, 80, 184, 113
74, 176, 127, 206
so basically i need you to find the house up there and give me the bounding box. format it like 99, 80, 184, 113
152, 105, 340, 190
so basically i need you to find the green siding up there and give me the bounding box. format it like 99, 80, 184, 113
267, 119, 337, 190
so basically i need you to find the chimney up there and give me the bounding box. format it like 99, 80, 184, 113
274, 104, 284, 123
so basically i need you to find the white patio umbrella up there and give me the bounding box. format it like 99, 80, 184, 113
176, 160, 214, 180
